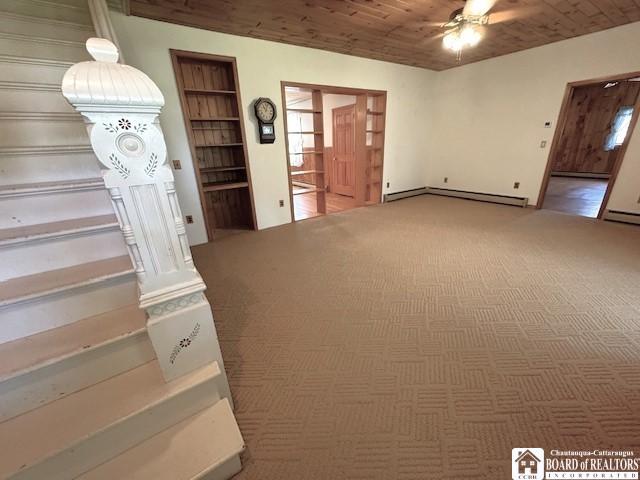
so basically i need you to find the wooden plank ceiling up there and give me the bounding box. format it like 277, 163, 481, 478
128, 0, 640, 70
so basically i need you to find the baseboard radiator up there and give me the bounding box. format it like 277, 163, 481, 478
603, 210, 640, 226
385, 187, 529, 207
384, 187, 430, 202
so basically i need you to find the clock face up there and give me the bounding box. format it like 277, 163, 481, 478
256, 100, 275, 122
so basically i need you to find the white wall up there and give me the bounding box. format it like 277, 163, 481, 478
110, 12, 435, 245
427, 21, 640, 212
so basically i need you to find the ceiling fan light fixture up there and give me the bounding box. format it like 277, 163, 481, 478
443, 23, 482, 52
460, 23, 482, 46
443, 30, 464, 52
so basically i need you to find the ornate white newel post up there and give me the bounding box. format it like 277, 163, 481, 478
62, 38, 231, 398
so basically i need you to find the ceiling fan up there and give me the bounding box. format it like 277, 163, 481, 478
441, 0, 497, 55
439, 0, 527, 57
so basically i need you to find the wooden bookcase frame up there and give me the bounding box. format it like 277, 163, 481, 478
281, 81, 387, 222
171, 49, 257, 240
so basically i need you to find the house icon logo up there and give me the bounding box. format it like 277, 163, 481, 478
512, 448, 544, 480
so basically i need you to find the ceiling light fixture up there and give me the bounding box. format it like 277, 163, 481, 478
443, 23, 483, 58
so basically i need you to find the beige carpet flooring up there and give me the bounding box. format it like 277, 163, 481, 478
192, 195, 640, 479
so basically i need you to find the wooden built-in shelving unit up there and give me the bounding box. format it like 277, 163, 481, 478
171, 50, 256, 240
283, 88, 326, 216
365, 94, 386, 204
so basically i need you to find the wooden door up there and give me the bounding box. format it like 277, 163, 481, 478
331, 104, 356, 197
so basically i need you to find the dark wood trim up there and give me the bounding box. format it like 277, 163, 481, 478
537, 71, 640, 217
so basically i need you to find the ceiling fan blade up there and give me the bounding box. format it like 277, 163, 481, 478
462, 0, 498, 17
487, 6, 539, 24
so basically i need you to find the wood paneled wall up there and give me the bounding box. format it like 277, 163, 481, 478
551, 81, 640, 175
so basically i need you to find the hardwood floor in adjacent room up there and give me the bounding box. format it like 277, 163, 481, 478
293, 191, 361, 221
193, 196, 640, 479
542, 176, 608, 218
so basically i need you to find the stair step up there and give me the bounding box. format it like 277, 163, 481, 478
0, 177, 103, 197
0, 214, 118, 246
78, 398, 244, 480
0, 361, 224, 480
0, 304, 153, 421
0, 12, 94, 43
0, 0, 93, 26
0, 255, 134, 308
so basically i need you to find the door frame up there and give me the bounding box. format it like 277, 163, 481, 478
330, 103, 356, 197
280, 81, 387, 223
536, 71, 640, 219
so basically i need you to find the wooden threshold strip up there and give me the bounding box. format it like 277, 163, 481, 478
290, 170, 324, 176
292, 187, 325, 195
289, 151, 323, 155
286, 108, 322, 114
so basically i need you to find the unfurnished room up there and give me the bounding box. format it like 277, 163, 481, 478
0, 1, 640, 479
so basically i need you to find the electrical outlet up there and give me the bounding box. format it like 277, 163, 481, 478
514, 182, 520, 189
544, 121, 552, 128
185, 215, 193, 224
540, 140, 547, 148
172, 159, 182, 170
386, 182, 390, 188
444, 177, 448, 183
279, 200, 284, 207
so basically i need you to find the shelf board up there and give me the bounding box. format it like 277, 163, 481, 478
191, 117, 240, 123
289, 151, 323, 155
195, 143, 244, 148
288, 131, 323, 135
290, 170, 324, 176
200, 166, 246, 173
366, 130, 384, 133
184, 88, 236, 94
203, 181, 249, 192
367, 110, 384, 115
292, 187, 325, 196
286, 108, 322, 114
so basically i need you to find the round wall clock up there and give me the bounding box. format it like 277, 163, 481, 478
253, 97, 277, 144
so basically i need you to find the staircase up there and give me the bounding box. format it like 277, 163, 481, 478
0, 1, 244, 479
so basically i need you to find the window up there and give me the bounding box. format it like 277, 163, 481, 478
604, 106, 634, 151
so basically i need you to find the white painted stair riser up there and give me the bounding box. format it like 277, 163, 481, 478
0, 188, 114, 228
0, 330, 154, 422
0, 275, 138, 343
10, 367, 223, 480
0, 35, 90, 64
0, 229, 128, 281
0, 150, 100, 185
0, 13, 93, 43
0, 0, 93, 25
0, 59, 70, 86
0, 117, 88, 148
0, 88, 77, 114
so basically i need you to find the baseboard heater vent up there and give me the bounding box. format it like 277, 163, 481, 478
384, 187, 429, 202
425, 187, 529, 208
604, 210, 640, 226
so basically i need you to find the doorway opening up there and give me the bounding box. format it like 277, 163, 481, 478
281, 82, 387, 222
538, 73, 640, 218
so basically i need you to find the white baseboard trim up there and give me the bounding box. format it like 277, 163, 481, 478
603, 210, 640, 226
